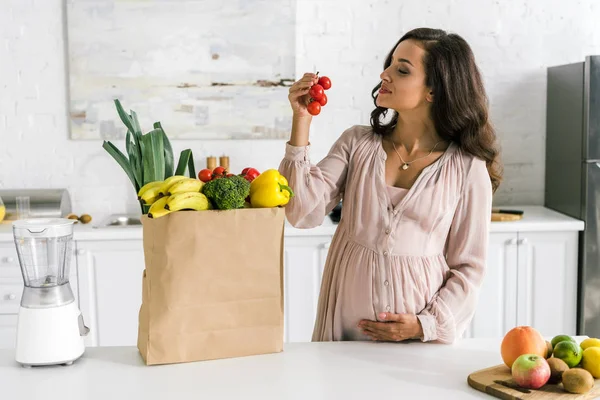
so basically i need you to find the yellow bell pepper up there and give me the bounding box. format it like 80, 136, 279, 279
249, 169, 294, 208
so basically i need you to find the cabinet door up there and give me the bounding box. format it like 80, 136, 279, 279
516, 231, 578, 336
0, 315, 18, 349
468, 232, 518, 338
283, 236, 331, 343
76, 240, 145, 347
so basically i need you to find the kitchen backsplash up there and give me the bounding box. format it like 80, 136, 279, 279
2, 0, 600, 221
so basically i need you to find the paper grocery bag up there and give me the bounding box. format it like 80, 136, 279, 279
137, 207, 285, 365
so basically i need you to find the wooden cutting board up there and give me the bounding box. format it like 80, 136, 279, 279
491, 213, 523, 222
468, 364, 600, 399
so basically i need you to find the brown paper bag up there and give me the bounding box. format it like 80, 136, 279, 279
137, 207, 285, 365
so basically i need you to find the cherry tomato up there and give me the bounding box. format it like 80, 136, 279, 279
241, 167, 260, 182
309, 84, 325, 101
198, 169, 213, 182
318, 76, 332, 90
307, 101, 321, 116
317, 93, 328, 106
211, 166, 226, 180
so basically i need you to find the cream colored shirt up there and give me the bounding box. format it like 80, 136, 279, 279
279, 125, 493, 343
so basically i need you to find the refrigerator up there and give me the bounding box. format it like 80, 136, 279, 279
545, 55, 600, 336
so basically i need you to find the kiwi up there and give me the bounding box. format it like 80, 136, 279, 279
547, 357, 569, 384
562, 368, 594, 394
546, 340, 553, 358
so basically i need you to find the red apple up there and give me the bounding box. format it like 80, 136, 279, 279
511, 354, 551, 389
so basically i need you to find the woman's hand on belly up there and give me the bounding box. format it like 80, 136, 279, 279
358, 313, 423, 342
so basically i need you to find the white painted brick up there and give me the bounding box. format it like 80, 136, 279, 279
2, 0, 600, 219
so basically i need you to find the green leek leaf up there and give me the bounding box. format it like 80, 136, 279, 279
114, 99, 134, 134
175, 149, 192, 176
155, 121, 174, 178
102, 140, 138, 191
142, 129, 165, 185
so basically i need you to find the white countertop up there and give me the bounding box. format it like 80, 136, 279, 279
0, 205, 584, 242
0, 337, 539, 400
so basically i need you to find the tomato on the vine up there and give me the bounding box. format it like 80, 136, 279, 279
317, 93, 328, 106
309, 84, 325, 101
318, 76, 332, 90
211, 166, 226, 180
307, 101, 321, 116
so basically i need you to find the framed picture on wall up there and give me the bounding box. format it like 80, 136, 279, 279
65, 0, 296, 140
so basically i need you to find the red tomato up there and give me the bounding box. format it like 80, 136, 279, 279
198, 169, 213, 182
318, 76, 332, 90
307, 101, 321, 116
211, 166, 226, 180
226, 173, 235, 177
309, 84, 325, 101
241, 167, 260, 182
317, 93, 327, 106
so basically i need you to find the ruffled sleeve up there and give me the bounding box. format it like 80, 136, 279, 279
416, 156, 493, 343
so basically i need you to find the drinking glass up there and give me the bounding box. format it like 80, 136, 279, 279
16, 196, 30, 220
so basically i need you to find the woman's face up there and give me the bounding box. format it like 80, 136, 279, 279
376, 39, 433, 112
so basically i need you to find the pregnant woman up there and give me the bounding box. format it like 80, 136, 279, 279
279, 28, 502, 343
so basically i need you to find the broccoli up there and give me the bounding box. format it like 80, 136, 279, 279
202, 175, 250, 210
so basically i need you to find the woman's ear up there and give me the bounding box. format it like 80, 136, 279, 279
426, 90, 434, 103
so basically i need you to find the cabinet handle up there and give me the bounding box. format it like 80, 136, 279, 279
77, 249, 86, 256
323, 242, 331, 249
518, 238, 528, 245
7, 294, 16, 300
1, 257, 14, 263
508, 238, 518, 245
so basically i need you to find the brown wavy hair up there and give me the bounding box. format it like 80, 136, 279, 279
370, 28, 502, 193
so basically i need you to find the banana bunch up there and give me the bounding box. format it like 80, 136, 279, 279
136, 175, 210, 218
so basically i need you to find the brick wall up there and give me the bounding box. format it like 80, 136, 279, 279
1, 0, 600, 220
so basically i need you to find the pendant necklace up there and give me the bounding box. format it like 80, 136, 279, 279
391, 139, 444, 170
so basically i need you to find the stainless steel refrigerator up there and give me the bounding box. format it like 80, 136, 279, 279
545, 55, 600, 336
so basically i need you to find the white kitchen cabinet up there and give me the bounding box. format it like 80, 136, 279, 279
0, 206, 583, 348
467, 232, 518, 339
283, 235, 332, 343
75, 240, 145, 347
467, 231, 578, 339
74, 235, 333, 348
516, 231, 578, 337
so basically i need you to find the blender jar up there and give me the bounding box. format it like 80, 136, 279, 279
12, 218, 76, 308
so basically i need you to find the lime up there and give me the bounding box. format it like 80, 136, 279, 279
582, 347, 600, 378
554, 340, 583, 368
551, 334, 576, 350
581, 338, 600, 350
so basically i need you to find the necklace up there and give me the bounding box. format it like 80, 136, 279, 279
391, 139, 445, 170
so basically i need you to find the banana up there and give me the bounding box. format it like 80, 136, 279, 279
158, 175, 189, 196
166, 178, 204, 195
147, 196, 172, 219
140, 185, 164, 205
165, 192, 210, 212
137, 181, 163, 200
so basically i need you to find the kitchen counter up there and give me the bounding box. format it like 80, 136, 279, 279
0, 336, 560, 400
0, 205, 584, 242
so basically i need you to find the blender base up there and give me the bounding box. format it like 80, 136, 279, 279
15, 302, 86, 367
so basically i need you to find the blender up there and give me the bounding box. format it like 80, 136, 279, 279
12, 218, 89, 367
